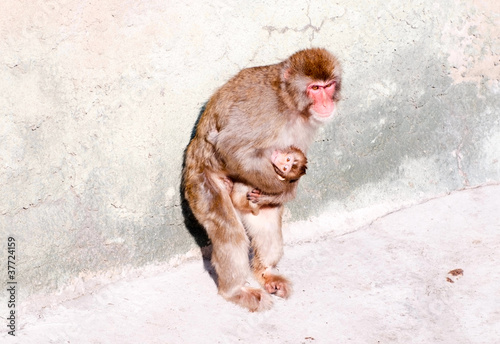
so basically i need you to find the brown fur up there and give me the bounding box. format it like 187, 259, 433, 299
234, 147, 307, 216
183, 48, 342, 311
207, 132, 308, 216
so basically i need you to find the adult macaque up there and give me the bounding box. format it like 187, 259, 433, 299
232, 147, 308, 216
183, 48, 342, 311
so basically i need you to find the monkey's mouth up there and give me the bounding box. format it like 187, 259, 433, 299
272, 164, 286, 180
310, 103, 337, 121
313, 103, 335, 117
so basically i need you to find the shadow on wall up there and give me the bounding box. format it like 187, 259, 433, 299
179, 103, 210, 248
179, 103, 219, 285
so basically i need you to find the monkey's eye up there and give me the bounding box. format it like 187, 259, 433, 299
311, 85, 320, 91
286, 157, 291, 162
325, 82, 335, 89
283, 166, 288, 171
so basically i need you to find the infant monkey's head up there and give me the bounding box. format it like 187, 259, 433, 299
271, 146, 307, 182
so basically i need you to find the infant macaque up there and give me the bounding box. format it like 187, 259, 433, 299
232, 146, 307, 215
207, 129, 307, 215
270, 146, 307, 182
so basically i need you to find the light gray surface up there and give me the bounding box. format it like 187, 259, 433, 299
2, 185, 499, 343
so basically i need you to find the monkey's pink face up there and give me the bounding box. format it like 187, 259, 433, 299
307, 81, 337, 119
271, 150, 293, 179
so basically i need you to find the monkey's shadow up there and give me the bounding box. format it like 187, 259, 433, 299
179, 104, 218, 285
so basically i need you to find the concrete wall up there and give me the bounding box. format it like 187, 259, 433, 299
1, 0, 499, 300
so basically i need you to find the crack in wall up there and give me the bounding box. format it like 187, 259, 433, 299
262, 2, 342, 42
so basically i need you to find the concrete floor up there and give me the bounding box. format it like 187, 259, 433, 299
2, 184, 499, 344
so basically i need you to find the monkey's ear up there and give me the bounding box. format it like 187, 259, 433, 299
283, 68, 291, 80
282, 59, 292, 80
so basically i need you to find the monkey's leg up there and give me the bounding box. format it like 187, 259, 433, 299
186, 172, 272, 311
250, 204, 260, 216
241, 206, 292, 298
